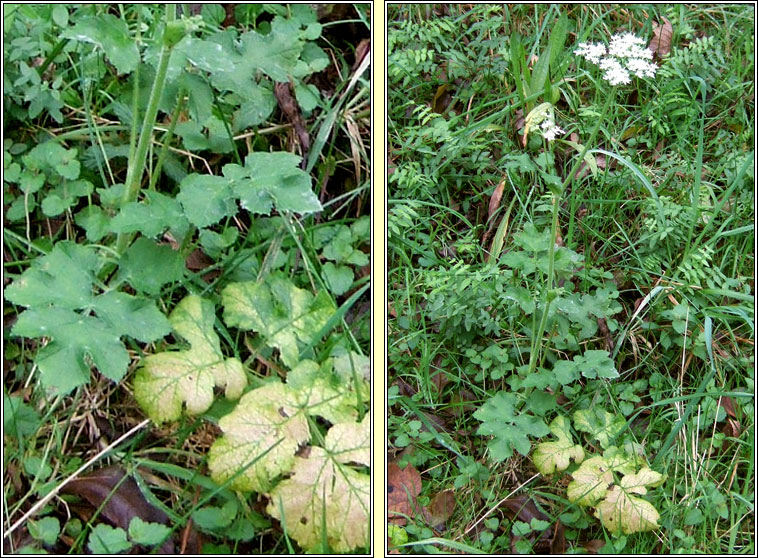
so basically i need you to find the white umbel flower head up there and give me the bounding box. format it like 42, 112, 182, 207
575, 32, 658, 84
522, 102, 565, 145
540, 119, 565, 142
573, 42, 607, 64
598, 57, 631, 85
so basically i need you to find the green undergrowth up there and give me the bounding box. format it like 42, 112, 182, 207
3, 3, 369, 554
388, 4, 753, 554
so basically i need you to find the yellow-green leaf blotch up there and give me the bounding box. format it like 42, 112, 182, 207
532, 415, 585, 475
266, 415, 370, 552
133, 295, 246, 424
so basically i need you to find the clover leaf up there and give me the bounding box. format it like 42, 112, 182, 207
133, 295, 246, 424
266, 415, 370, 552
222, 276, 335, 368
532, 416, 585, 474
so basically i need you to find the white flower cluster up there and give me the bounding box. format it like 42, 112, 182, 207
574, 32, 658, 86
540, 118, 565, 142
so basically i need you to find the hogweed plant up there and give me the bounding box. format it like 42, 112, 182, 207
476, 31, 666, 537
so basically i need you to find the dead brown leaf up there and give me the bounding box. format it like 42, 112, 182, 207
424, 490, 456, 531
718, 396, 738, 419
648, 18, 673, 57
501, 494, 549, 525
274, 80, 310, 167
430, 371, 450, 395
352, 38, 370, 72
61, 466, 200, 554
488, 179, 506, 221
549, 520, 566, 554
387, 462, 423, 525
583, 539, 606, 553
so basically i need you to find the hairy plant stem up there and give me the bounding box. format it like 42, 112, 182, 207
526, 87, 618, 377
115, 4, 177, 255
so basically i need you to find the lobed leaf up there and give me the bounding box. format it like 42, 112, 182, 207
474, 391, 550, 462
5, 241, 98, 309
533, 416, 585, 475
209, 359, 367, 492
222, 276, 335, 368
266, 415, 370, 552
63, 14, 139, 74
133, 295, 246, 424
13, 307, 129, 393
208, 382, 310, 493
574, 407, 626, 449
566, 455, 612, 506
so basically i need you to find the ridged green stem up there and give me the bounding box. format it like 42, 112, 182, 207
526, 87, 618, 376
115, 4, 176, 255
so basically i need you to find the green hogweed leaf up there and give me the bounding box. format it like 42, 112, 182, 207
91, 292, 171, 343
533, 416, 585, 474
75, 206, 110, 242
222, 276, 335, 368
63, 14, 139, 74
177, 173, 236, 228
118, 238, 185, 296
133, 295, 246, 424
574, 407, 626, 449
12, 307, 129, 393
474, 391, 550, 462
111, 191, 187, 238
266, 415, 370, 552
5, 241, 98, 309
574, 350, 619, 379
226, 152, 322, 215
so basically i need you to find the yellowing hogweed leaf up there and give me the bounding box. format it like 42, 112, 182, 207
209, 382, 309, 492
133, 295, 246, 424
569, 453, 664, 535
222, 276, 335, 368
533, 416, 585, 475
266, 415, 370, 552
567, 456, 613, 506
209, 359, 366, 492
593, 468, 663, 534
287, 360, 363, 424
